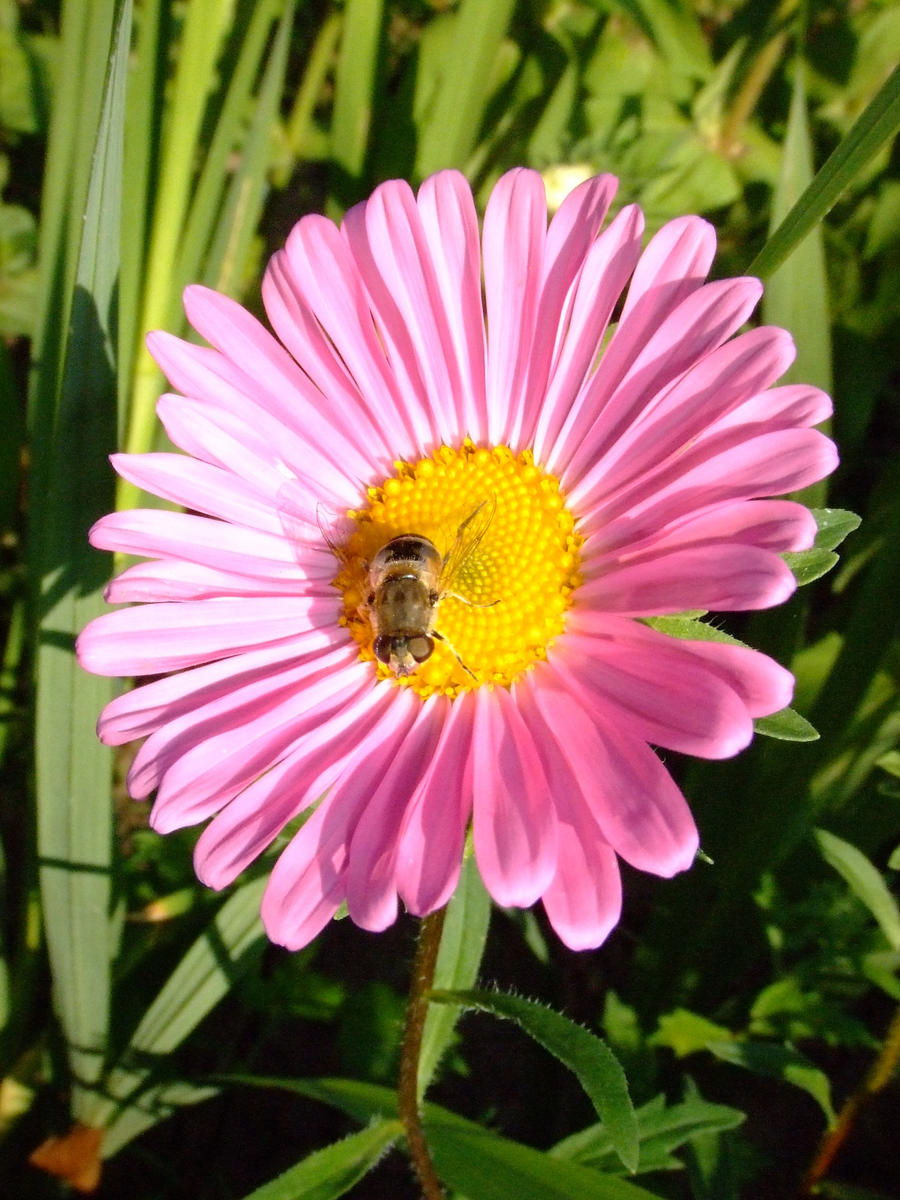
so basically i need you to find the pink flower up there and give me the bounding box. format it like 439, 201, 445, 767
77, 169, 837, 951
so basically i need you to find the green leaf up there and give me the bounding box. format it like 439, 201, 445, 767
705, 1041, 836, 1126
552, 1085, 744, 1175
330, 0, 385, 194
241, 1121, 401, 1200
102, 1081, 220, 1159
418, 854, 491, 1096
782, 547, 839, 586
31, 0, 130, 1122
747, 63, 900, 280
650, 1010, 734, 1058
94, 876, 267, 1130
414, 0, 517, 178
430, 989, 638, 1172
815, 828, 900, 951
808, 509, 863, 553
426, 1118, 665, 1200
762, 61, 831, 411
220, 1075, 660, 1199
754, 707, 819, 742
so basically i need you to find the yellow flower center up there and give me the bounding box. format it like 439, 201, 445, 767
333, 442, 582, 698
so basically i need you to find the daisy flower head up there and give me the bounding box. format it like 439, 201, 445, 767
77, 168, 837, 952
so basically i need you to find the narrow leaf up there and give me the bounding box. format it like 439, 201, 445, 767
329, 0, 384, 195
431, 989, 638, 1172
32, 0, 130, 1121
748, 63, 900, 280
414, 0, 517, 178
426, 1119, 665, 1200
706, 1041, 836, 1126
815, 828, 900, 951
418, 854, 491, 1096
241, 1121, 401, 1200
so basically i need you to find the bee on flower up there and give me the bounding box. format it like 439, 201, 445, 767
77, 168, 837, 951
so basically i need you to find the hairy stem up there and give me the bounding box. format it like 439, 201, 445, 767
398, 907, 447, 1200
800, 1002, 900, 1196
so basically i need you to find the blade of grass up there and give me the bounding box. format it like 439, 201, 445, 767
124, 0, 234, 463
414, 0, 517, 179
93, 876, 267, 1129
32, 0, 131, 1121
328, 0, 384, 212
747, 63, 900, 279
204, 0, 297, 297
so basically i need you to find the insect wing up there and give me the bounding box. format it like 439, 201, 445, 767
439, 495, 496, 594
276, 479, 347, 567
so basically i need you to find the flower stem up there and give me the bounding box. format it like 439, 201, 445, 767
398, 906, 447, 1200
800, 1002, 900, 1196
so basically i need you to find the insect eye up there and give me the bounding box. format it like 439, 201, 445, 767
407, 636, 434, 663
373, 636, 393, 664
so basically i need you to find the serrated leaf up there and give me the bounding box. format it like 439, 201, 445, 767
705, 1041, 835, 1126
241, 1121, 401, 1200
754, 707, 819, 742
430, 989, 638, 1172
815, 828, 900, 951
643, 617, 744, 646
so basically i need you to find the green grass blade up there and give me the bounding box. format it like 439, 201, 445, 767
747, 63, 900, 280
329, 0, 384, 206
180, 0, 284, 297
125, 0, 234, 461
418, 855, 491, 1097
762, 64, 832, 398
414, 0, 517, 179
240, 1121, 402, 1200
94, 877, 267, 1129
32, 0, 131, 1120
204, 1, 297, 296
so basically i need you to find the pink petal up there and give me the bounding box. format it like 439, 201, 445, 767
416, 170, 489, 440
589, 499, 818, 563
564, 276, 766, 491
94, 631, 333, 745
542, 821, 622, 952
261, 688, 420, 950
344, 698, 449, 931
471, 684, 556, 908
713, 382, 833, 431
512, 173, 618, 447
578, 543, 796, 615
133, 646, 361, 811
111, 452, 282, 532
345, 179, 469, 447
76, 595, 336, 677
526, 667, 698, 875
534, 205, 644, 468
395, 693, 475, 914
104, 556, 333, 604
515, 678, 622, 949
482, 168, 547, 445
577, 326, 796, 503
195, 683, 400, 889
558, 614, 755, 758
618, 215, 717, 325
675, 640, 794, 718
581, 427, 839, 536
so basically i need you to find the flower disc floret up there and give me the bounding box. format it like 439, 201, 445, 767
336, 442, 583, 697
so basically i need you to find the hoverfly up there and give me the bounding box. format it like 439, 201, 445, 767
365, 498, 496, 676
